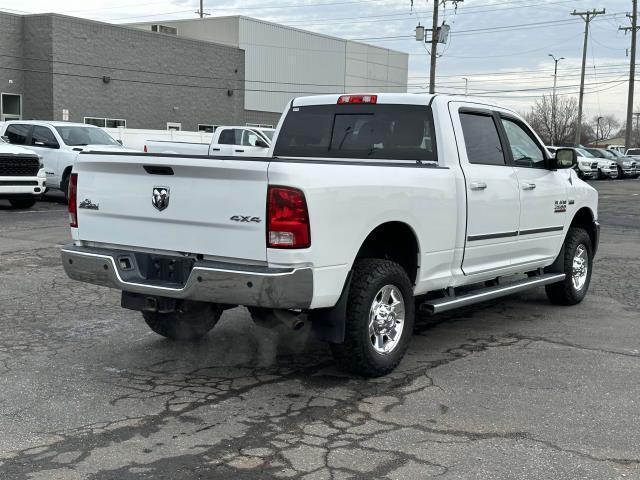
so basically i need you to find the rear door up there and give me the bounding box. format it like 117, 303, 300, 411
75, 153, 269, 262
450, 104, 521, 275
499, 116, 567, 265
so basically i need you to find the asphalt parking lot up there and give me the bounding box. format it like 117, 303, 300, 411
0, 180, 639, 480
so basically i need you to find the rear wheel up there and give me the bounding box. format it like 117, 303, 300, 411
545, 227, 593, 305
330, 259, 415, 377
142, 301, 222, 340
60, 171, 71, 203
9, 199, 36, 209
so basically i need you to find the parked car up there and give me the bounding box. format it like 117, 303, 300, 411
0, 121, 134, 198
144, 126, 274, 157
547, 146, 597, 180
606, 145, 626, 154
607, 149, 640, 178
585, 148, 638, 179
0, 137, 46, 209
625, 148, 640, 160
571, 147, 617, 179
61, 93, 599, 377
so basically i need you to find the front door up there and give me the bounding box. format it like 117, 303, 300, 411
450, 104, 521, 275
29, 125, 63, 187
498, 116, 568, 265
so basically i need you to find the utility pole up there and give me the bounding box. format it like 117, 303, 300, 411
620, 0, 638, 150
572, 8, 606, 147
549, 54, 564, 145
596, 116, 603, 147
429, 0, 439, 94
635, 112, 640, 146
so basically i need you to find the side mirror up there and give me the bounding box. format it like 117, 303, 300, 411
255, 138, 269, 148
554, 148, 577, 169
117, 140, 123, 146
1, 135, 10, 143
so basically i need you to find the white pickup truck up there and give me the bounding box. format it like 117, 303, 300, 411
62, 93, 599, 377
144, 126, 274, 157
0, 121, 132, 198
0, 139, 46, 209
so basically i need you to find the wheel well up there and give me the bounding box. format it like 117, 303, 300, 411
62, 166, 73, 184
570, 207, 596, 248
355, 222, 419, 284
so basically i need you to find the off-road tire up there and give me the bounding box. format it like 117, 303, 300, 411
330, 259, 415, 377
142, 302, 222, 340
9, 199, 36, 209
545, 227, 593, 305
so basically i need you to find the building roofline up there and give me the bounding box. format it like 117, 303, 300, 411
125, 14, 408, 56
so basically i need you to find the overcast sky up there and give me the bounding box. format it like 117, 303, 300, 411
0, 0, 633, 125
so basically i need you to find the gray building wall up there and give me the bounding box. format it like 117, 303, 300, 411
0, 12, 247, 130
244, 109, 282, 127
0, 13, 25, 119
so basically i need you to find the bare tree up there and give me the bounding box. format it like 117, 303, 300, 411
590, 115, 620, 144
524, 95, 578, 146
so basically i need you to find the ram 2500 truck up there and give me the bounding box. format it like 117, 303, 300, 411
61, 93, 599, 377
144, 126, 275, 157
0, 139, 46, 209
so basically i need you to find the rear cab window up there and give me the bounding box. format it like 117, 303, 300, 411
274, 104, 437, 162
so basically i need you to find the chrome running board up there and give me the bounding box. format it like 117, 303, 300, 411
421, 273, 566, 314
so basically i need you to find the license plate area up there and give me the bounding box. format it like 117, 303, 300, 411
123, 253, 195, 286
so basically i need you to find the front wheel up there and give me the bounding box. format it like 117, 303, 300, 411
142, 301, 222, 340
330, 259, 415, 377
9, 199, 37, 209
545, 227, 593, 305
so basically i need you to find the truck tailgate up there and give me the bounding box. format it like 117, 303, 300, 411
74, 153, 268, 262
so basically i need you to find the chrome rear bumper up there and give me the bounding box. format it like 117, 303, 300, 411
61, 245, 313, 309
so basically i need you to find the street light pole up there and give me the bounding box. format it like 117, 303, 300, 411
549, 54, 564, 145
596, 116, 603, 147
462, 77, 469, 96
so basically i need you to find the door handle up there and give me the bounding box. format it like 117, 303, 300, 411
235, 149, 245, 153
522, 183, 537, 190
211, 147, 221, 152
469, 182, 487, 190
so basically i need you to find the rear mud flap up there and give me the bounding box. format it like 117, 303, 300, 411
309, 271, 352, 344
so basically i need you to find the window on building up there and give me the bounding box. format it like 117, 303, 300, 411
246, 123, 274, 129
151, 24, 178, 35
167, 123, 182, 131
84, 117, 126, 128
198, 124, 218, 133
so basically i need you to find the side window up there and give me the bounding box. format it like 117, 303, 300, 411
218, 129, 235, 145
459, 113, 506, 166
500, 118, 546, 169
31, 126, 59, 148
218, 129, 242, 145
5, 124, 30, 145
242, 130, 259, 147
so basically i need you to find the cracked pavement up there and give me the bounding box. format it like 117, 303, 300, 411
1, 180, 639, 479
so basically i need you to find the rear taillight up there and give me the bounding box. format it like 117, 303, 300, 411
267, 186, 310, 249
337, 94, 377, 104
68, 173, 78, 228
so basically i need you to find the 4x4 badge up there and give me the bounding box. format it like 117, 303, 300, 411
152, 187, 170, 211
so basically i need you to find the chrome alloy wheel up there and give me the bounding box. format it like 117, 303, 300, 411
572, 244, 588, 291
369, 285, 405, 355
